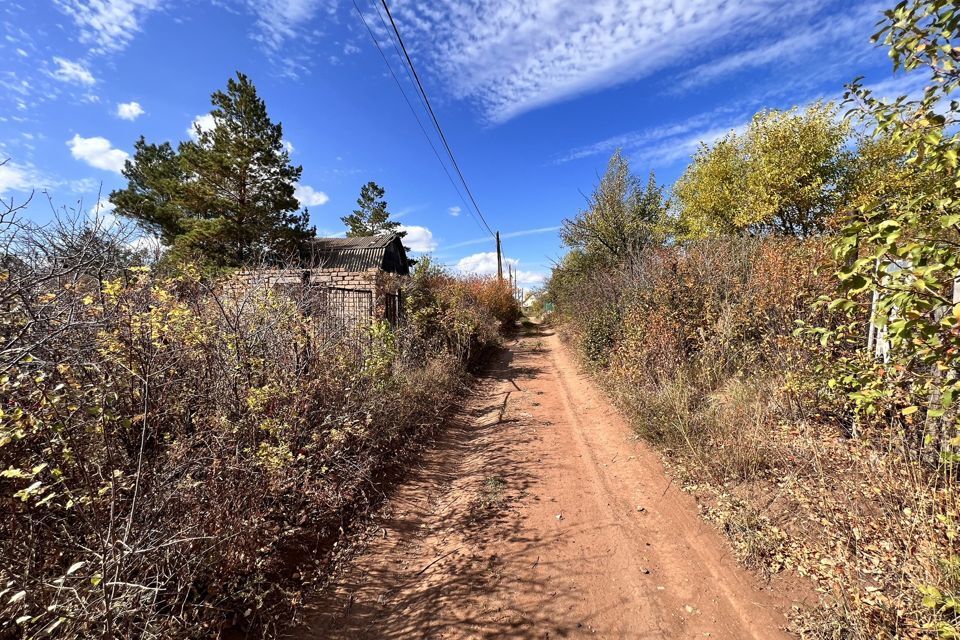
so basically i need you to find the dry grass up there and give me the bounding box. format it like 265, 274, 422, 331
605, 351, 960, 637
0, 215, 515, 638
551, 236, 960, 638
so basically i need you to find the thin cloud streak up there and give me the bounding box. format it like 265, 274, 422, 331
670, 2, 883, 94
390, 0, 826, 123
443, 225, 561, 251
556, 70, 926, 171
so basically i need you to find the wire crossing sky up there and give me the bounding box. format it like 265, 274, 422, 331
0, 0, 917, 286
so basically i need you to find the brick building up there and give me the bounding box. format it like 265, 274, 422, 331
230, 234, 410, 327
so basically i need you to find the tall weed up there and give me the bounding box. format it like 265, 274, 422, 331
0, 215, 513, 637
549, 236, 960, 636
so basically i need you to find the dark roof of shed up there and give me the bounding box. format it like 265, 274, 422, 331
308, 233, 409, 274
311, 235, 397, 251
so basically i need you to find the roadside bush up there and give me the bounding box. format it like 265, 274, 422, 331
404, 257, 518, 365
547, 250, 625, 368
459, 275, 522, 330
551, 237, 830, 378
559, 237, 832, 460
550, 233, 960, 637
0, 214, 508, 638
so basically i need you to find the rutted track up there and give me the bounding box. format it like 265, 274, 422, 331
297, 325, 796, 639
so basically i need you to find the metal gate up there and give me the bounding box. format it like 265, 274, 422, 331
307, 287, 374, 341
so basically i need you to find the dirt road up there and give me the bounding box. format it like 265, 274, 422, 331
298, 326, 796, 639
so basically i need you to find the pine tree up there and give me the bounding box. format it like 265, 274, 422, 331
341, 181, 406, 238
110, 72, 314, 266
109, 138, 187, 245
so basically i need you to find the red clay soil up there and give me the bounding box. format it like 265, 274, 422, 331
295, 325, 803, 639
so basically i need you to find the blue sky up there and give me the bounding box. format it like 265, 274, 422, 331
0, 0, 918, 287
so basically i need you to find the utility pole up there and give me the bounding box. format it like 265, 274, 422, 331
496, 231, 503, 282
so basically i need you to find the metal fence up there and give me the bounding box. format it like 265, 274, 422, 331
305, 286, 374, 341
267, 285, 409, 364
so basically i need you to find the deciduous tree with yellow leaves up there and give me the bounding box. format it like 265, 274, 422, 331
674, 103, 855, 238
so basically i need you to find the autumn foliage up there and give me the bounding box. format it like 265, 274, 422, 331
547, 1, 960, 632
0, 216, 515, 637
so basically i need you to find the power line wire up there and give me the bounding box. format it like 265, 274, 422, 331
369, 1, 500, 246
350, 0, 490, 238
371, 3, 425, 116
378, 0, 496, 239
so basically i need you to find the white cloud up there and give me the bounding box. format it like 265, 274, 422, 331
502, 226, 560, 241
88, 199, 115, 216
69, 177, 100, 193
50, 57, 95, 86
128, 233, 164, 254
294, 184, 329, 206
557, 104, 745, 164
560, 76, 816, 169
116, 101, 144, 120
54, 0, 164, 55
398, 225, 437, 252
455, 251, 545, 286
283, 139, 295, 154
514, 271, 546, 287
0, 160, 104, 198
392, 205, 419, 220
860, 74, 930, 103
187, 113, 216, 139
57, 0, 332, 78
67, 134, 129, 173
561, 57, 923, 171
456, 251, 501, 276
618, 119, 752, 168
0, 161, 44, 196
448, 205, 461, 217
245, 0, 329, 51
642, 123, 751, 167
87, 199, 118, 228
391, 0, 826, 123
1, 71, 32, 100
